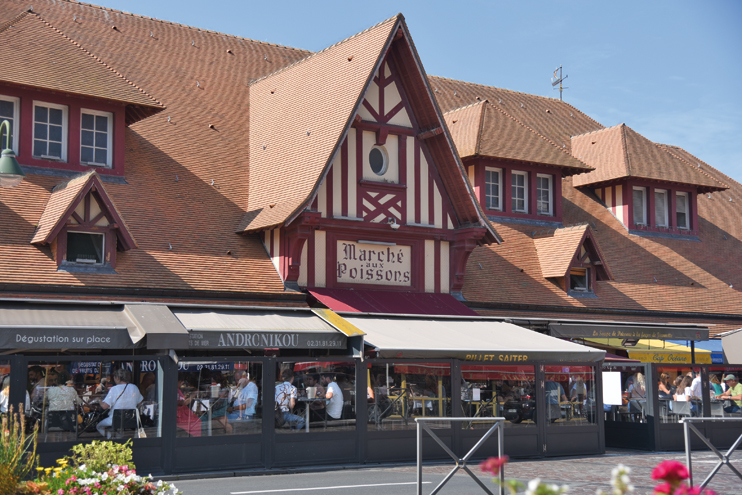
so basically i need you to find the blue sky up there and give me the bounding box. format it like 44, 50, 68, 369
94, 0, 741, 183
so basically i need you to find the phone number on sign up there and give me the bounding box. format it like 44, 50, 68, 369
307, 340, 344, 348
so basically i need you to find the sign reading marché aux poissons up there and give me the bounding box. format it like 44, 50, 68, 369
336, 241, 411, 286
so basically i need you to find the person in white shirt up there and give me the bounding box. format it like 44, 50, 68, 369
275, 369, 304, 429
689, 372, 703, 399
322, 374, 343, 420
97, 368, 144, 438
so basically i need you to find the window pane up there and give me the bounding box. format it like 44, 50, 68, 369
368, 363, 450, 431
176, 362, 262, 437
49, 124, 62, 143
67, 232, 104, 264
33, 140, 46, 157
34, 106, 48, 123
34, 122, 47, 140
0, 100, 13, 118
658, 367, 704, 423
278, 361, 356, 433
654, 191, 667, 227
94, 131, 107, 148
461, 365, 537, 429
485, 170, 500, 210
602, 364, 649, 424
48, 142, 62, 158
95, 148, 108, 165
49, 108, 63, 125
81, 147, 94, 163
81, 113, 95, 130
81, 130, 94, 147
27, 360, 163, 442
95, 115, 108, 132
676, 193, 688, 229
709, 367, 742, 417
545, 366, 596, 426
632, 189, 645, 224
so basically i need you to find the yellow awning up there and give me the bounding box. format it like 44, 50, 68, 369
584, 338, 711, 364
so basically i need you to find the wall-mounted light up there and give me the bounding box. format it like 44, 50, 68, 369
388, 217, 400, 230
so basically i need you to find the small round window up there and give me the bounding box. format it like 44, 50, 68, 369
369, 146, 388, 176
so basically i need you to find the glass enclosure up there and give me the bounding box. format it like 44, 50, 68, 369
367, 362, 450, 430
0, 361, 10, 414
460, 365, 537, 429
602, 364, 649, 423
176, 361, 262, 437
545, 365, 597, 426
27, 360, 163, 442
708, 366, 742, 417
657, 366, 702, 423
276, 361, 356, 433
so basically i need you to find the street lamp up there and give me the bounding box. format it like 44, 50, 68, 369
0, 119, 24, 188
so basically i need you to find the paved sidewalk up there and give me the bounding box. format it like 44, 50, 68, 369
172, 449, 739, 494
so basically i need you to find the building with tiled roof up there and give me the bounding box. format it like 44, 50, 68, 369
0, 0, 738, 473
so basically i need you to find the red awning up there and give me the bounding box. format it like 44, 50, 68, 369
308, 288, 479, 316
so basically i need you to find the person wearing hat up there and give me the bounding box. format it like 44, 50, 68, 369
714, 374, 742, 414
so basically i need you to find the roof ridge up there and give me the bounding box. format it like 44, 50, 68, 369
658, 143, 742, 190
485, 101, 592, 170
441, 99, 487, 115
27, 10, 164, 109
59, 0, 308, 53
475, 100, 486, 156
0, 9, 29, 33
571, 123, 623, 140
249, 14, 400, 87
650, 139, 729, 190
51, 169, 96, 193
620, 123, 632, 177
430, 74, 564, 102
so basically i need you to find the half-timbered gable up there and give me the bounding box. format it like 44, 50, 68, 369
248, 15, 498, 298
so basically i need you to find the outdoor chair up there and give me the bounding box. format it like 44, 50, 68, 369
43, 410, 78, 442
112, 409, 139, 438
710, 401, 725, 418
669, 401, 692, 421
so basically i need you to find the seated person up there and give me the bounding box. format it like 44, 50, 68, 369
227, 375, 258, 422
715, 374, 742, 414
97, 369, 143, 439
275, 369, 304, 429
322, 373, 343, 420
545, 381, 567, 422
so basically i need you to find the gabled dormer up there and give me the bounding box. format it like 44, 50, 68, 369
0, 11, 163, 177
533, 224, 612, 297
31, 171, 136, 272
572, 124, 728, 238
443, 100, 593, 226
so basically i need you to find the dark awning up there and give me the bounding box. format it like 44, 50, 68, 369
172, 308, 356, 350
344, 315, 605, 363
125, 304, 189, 349
309, 288, 479, 316
549, 322, 709, 341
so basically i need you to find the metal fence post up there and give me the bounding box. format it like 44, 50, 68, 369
684, 419, 693, 486
417, 419, 423, 495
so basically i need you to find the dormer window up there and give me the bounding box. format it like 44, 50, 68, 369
0, 96, 19, 152
485, 167, 502, 211
537, 174, 553, 216
654, 189, 668, 227
66, 232, 105, 265
80, 110, 113, 167
511, 171, 528, 213
676, 192, 689, 230
33, 101, 68, 161
632, 186, 647, 226
569, 267, 589, 292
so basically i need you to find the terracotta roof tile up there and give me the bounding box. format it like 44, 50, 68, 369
444, 100, 592, 174
0, 10, 163, 124
533, 225, 588, 278
572, 124, 728, 192
241, 16, 399, 232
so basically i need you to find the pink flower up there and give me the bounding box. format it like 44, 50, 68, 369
479, 456, 509, 475
654, 483, 673, 494
651, 460, 689, 483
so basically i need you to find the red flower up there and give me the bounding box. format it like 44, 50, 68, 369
651, 460, 689, 483
654, 483, 673, 494
479, 456, 509, 475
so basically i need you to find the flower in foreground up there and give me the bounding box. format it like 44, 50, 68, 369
480, 456, 509, 476
651, 460, 689, 483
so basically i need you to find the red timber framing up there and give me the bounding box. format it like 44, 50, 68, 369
592, 178, 699, 236
264, 42, 492, 295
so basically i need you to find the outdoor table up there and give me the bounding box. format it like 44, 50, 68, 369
297, 397, 329, 432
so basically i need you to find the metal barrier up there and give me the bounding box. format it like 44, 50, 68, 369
682, 417, 742, 488
416, 417, 505, 495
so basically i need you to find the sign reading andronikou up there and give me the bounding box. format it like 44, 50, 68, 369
188, 331, 346, 349
336, 241, 411, 286
0, 327, 138, 349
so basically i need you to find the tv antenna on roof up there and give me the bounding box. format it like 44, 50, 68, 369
551, 65, 568, 101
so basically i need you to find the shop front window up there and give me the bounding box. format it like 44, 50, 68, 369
602, 364, 649, 423
277, 361, 355, 433
176, 361, 262, 437
545, 365, 596, 426
367, 362, 450, 431
27, 360, 163, 442
657, 366, 703, 423
708, 367, 742, 418
460, 365, 537, 429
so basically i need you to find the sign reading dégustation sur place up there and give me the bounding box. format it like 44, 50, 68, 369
0, 327, 137, 349
336, 241, 411, 286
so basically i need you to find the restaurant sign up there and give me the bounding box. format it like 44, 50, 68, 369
549, 323, 709, 341
628, 352, 712, 364
0, 327, 137, 349
188, 331, 346, 349
336, 241, 411, 286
